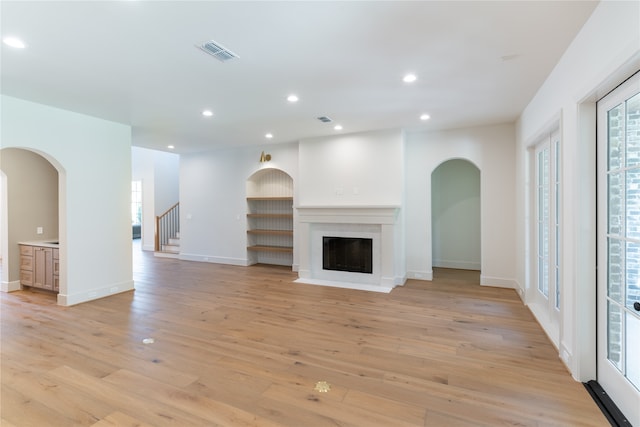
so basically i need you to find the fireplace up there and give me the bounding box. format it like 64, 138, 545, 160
323, 236, 373, 274
295, 206, 404, 292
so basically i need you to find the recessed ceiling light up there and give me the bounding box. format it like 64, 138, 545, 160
420, 114, 431, 121
287, 94, 299, 103
202, 110, 213, 117
3, 36, 26, 49
265, 133, 273, 139
403, 73, 417, 83
334, 125, 343, 131
167, 145, 175, 149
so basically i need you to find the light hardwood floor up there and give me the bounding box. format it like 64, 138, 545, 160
1, 246, 608, 426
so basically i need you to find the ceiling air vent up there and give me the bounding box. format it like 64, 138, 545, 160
197, 40, 239, 62
317, 116, 332, 123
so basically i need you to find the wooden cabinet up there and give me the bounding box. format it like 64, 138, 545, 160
246, 197, 293, 265
19, 245, 34, 287
19, 244, 59, 293
53, 248, 60, 292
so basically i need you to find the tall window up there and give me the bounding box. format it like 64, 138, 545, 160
131, 181, 142, 225
604, 90, 640, 387
535, 130, 561, 313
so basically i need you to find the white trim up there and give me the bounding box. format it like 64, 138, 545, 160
480, 275, 518, 289
294, 277, 393, 293
433, 259, 481, 270
179, 253, 250, 266
407, 270, 433, 281
57, 280, 134, 306
1, 280, 21, 292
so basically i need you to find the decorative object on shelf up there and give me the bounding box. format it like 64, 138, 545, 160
259, 151, 271, 162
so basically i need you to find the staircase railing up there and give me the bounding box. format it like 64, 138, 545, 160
155, 202, 179, 252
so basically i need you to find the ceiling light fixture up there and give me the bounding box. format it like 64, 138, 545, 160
265, 133, 273, 139
3, 36, 26, 49
167, 145, 175, 149
420, 114, 431, 121
202, 110, 213, 117
287, 94, 299, 103
403, 73, 417, 83
334, 125, 343, 131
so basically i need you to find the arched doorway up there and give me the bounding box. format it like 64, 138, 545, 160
431, 159, 481, 272
0, 147, 61, 294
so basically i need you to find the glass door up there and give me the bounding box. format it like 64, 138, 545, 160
531, 130, 561, 346
597, 72, 640, 426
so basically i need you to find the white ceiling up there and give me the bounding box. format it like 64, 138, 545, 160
1, 1, 598, 154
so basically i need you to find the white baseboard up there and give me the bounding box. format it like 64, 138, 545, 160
1, 280, 21, 292
480, 275, 518, 289
406, 270, 433, 281
179, 253, 249, 266
433, 259, 481, 270
57, 279, 135, 306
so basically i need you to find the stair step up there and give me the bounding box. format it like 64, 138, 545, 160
154, 251, 179, 259
162, 244, 180, 253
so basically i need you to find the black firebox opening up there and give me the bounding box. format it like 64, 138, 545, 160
323, 237, 373, 274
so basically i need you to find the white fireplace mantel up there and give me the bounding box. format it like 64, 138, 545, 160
295, 205, 404, 293
296, 205, 400, 224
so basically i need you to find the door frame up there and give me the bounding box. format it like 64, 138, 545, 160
596, 71, 640, 425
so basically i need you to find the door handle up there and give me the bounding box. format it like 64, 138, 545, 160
634, 302, 640, 312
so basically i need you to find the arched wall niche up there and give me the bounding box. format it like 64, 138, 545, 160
246, 167, 294, 198
0, 147, 66, 295
246, 167, 295, 268
430, 157, 481, 272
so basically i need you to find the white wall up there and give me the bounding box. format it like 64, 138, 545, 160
405, 124, 517, 285
132, 147, 179, 251
298, 129, 404, 206
1, 95, 133, 306
516, 0, 640, 381
0, 173, 4, 261
153, 150, 179, 214
179, 142, 298, 266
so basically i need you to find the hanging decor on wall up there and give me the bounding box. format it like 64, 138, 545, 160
259, 151, 271, 162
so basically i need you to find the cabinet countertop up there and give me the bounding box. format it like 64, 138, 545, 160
19, 240, 60, 248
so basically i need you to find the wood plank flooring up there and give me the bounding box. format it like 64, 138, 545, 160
1, 246, 608, 426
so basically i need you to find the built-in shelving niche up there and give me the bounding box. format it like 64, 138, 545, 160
246, 169, 293, 266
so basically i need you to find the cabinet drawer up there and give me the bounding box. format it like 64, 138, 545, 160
53, 275, 60, 292
53, 248, 59, 260
20, 245, 33, 256
20, 269, 33, 286
20, 255, 33, 271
